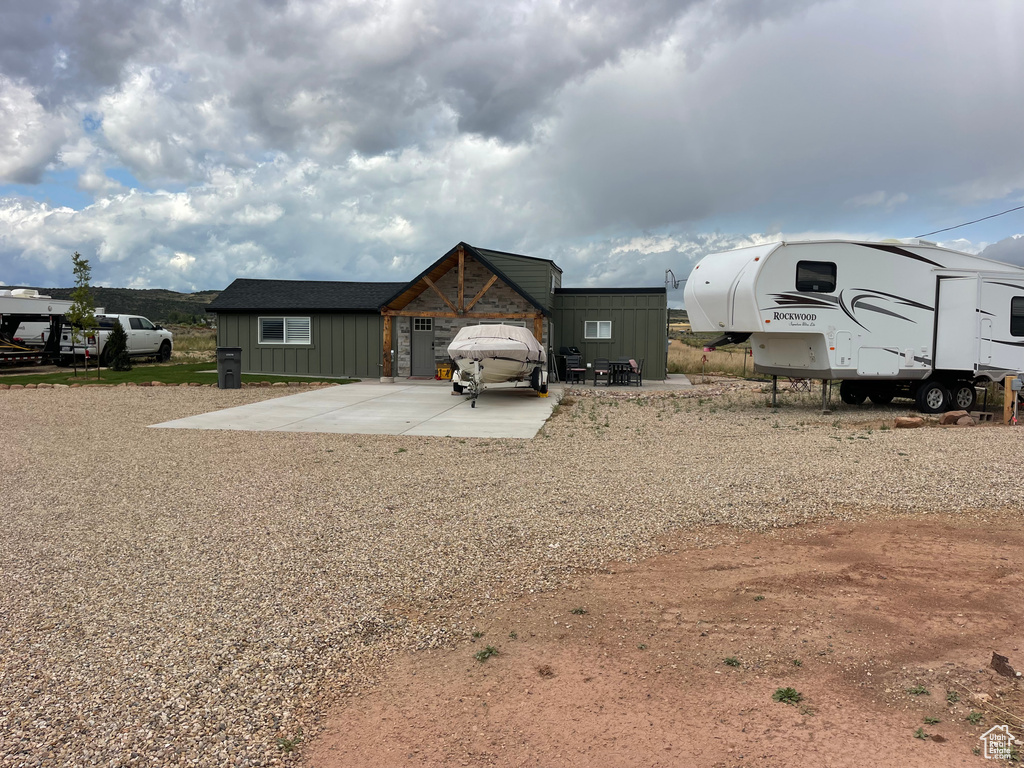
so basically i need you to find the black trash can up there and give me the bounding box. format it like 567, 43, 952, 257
216, 347, 243, 389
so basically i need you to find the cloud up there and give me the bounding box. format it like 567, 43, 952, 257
0, 75, 72, 183
1, 0, 1024, 294
846, 191, 908, 211
978, 234, 1024, 267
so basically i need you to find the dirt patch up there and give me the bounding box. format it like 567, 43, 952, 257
307, 516, 1024, 767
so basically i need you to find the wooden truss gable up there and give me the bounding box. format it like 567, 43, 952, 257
380, 243, 546, 376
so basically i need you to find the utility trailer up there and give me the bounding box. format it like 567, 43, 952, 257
0, 290, 74, 365
683, 240, 1024, 413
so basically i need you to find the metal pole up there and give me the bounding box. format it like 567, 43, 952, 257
821, 379, 831, 413
772, 375, 777, 407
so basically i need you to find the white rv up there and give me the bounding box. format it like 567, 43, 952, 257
683, 240, 1024, 413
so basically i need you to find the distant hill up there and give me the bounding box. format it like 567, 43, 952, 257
9, 287, 220, 324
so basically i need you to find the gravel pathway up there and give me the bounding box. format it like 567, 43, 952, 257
1, 384, 1021, 767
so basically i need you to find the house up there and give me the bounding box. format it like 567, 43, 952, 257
208, 243, 667, 381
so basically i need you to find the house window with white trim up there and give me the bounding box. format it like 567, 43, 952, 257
259, 316, 312, 344
584, 320, 612, 339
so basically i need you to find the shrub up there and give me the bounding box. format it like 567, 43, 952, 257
106, 319, 132, 371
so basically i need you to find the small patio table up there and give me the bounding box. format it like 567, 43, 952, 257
608, 360, 632, 385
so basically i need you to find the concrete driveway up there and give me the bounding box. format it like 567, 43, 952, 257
151, 381, 563, 438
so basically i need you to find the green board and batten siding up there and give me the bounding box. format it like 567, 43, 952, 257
217, 312, 386, 379
477, 249, 560, 312
552, 290, 667, 380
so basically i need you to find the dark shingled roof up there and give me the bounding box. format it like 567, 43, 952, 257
207, 278, 408, 312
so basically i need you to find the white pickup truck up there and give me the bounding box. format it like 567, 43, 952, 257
59, 314, 174, 365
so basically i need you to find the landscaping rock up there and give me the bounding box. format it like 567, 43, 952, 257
956, 415, 976, 426
152, 381, 166, 387
895, 416, 924, 429
272, 382, 288, 388
37, 383, 53, 389
24, 383, 37, 389
939, 410, 969, 425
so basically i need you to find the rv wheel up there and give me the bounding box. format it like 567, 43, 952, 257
839, 381, 867, 405
868, 389, 894, 405
915, 381, 951, 414
950, 382, 976, 411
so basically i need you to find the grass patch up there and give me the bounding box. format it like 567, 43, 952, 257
0, 362, 355, 387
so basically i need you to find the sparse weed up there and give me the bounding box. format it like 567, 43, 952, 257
792, 659, 802, 667
474, 645, 498, 662
570, 607, 588, 615
913, 727, 929, 740
945, 690, 959, 704
754, 594, 765, 602
724, 656, 741, 667
966, 711, 983, 725
508, 631, 517, 640
772, 687, 803, 705
637, 643, 647, 650
276, 731, 303, 753
471, 631, 484, 639
906, 685, 930, 696
923, 717, 941, 725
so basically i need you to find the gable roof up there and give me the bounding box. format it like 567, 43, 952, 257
381, 242, 551, 316
207, 278, 407, 313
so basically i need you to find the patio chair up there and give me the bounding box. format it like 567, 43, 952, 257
627, 358, 644, 386
592, 357, 611, 386
565, 354, 587, 385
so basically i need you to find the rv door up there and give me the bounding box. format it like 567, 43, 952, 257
934, 275, 980, 373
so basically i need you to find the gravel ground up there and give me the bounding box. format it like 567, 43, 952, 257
1, 383, 1022, 767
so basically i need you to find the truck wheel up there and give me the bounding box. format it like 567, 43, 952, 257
915, 381, 951, 414
157, 342, 172, 362
839, 381, 866, 405
950, 382, 976, 411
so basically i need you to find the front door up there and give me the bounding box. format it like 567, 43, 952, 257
411, 318, 435, 376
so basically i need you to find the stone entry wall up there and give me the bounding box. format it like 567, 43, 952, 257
394, 257, 549, 377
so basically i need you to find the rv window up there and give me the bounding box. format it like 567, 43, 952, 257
795, 261, 836, 293
1011, 297, 1024, 337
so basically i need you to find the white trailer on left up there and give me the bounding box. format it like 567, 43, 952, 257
0, 290, 75, 364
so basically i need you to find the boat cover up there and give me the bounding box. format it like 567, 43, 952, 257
447, 324, 546, 364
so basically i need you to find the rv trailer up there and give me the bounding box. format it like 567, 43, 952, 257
683, 240, 1024, 413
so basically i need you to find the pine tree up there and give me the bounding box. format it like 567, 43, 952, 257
106, 319, 132, 371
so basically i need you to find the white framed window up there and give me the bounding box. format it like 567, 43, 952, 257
413, 318, 433, 331
259, 316, 311, 344
584, 320, 611, 339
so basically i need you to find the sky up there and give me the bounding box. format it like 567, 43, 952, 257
1, 0, 1023, 306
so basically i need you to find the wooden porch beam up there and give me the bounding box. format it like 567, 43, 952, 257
457, 246, 465, 311
422, 275, 458, 314
533, 315, 543, 343
464, 275, 498, 312
382, 314, 392, 377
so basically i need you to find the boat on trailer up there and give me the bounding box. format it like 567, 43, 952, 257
447, 324, 548, 407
